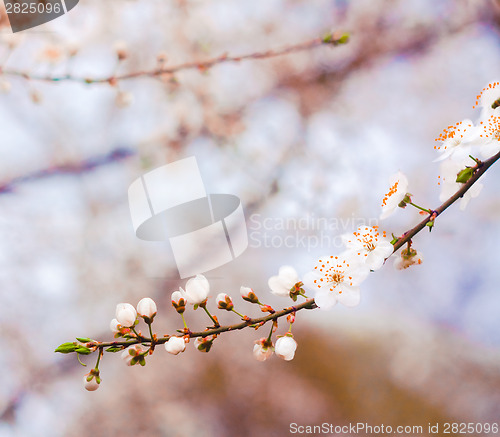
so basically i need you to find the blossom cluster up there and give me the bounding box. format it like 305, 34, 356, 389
57, 82, 500, 394
434, 82, 500, 209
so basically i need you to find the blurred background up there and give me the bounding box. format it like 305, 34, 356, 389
1, 0, 500, 436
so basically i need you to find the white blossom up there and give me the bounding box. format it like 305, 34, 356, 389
474, 81, 500, 119
268, 266, 299, 297
434, 119, 479, 162
165, 337, 186, 355
274, 336, 297, 361
342, 226, 393, 270
304, 253, 369, 309
184, 275, 210, 305
477, 110, 500, 159
115, 303, 137, 327
253, 338, 273, 362
380, 171, 409, 219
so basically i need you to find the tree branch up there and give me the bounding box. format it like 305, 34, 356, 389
392, 150, 500, 253
1, 34, 348, 85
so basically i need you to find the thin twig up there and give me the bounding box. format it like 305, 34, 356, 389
1, 35, 347, 84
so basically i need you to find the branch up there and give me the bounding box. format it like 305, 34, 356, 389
0, 33, 348, 85
0, 147, 134, 194
94, 298, 317, 349
392, 150, 500, 253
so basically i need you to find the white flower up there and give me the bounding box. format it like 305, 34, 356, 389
434, 119, 479, 162
253, 338, 273, 362
83, 372, 100, 391
165, 337, 186, 355
274, 336, 297, 361
115, 303, 137, 327
137, 297, 157, 322
121, 345, 145, 366
474, 81, 500, 119
268, 266, 299, 297
394, 248, 424, 270
303, 253, 369, 309
380, 171, 408, 219
438, 158, 483, 210
184, 275, 210, 305
109, 318, 121, 334
477, 110, 500, 159
342, 226, 393, 270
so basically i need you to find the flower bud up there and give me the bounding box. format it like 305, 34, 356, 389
165, 336, 186, 355
184, 275, 210, 305
171, 290, 186, 314
83, 370, 100, 391
115, 303, 137, 327
394, 248, 424, 270
253, 338, 273, 362
137, 297, 157, 323
194, 337, 213, 353
121, 345, 146, 366
110, 318, 121, 334
275, 335, 297, 361
240, 286, 259, 304
216, 293, 234, 311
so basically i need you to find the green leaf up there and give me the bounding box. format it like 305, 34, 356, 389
54, 342, 78, 354
75, 347, 92, 355
105, 346, 124, 353
456, 167, 474, 183
76, 337, 92, 343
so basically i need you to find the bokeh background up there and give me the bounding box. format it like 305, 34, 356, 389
1, 0, 500, 436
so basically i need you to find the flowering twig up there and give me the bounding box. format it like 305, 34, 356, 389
1, 33, 349, 85
392, 150, 500, 253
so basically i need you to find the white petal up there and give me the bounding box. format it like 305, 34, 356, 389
337, 286, 361, 307
268, 275, 289, 297
314, 291, 337, 309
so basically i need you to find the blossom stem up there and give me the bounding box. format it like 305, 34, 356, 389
147, 322, 155, 347
181, 313, 188, 330
94, 347, 102, 370
408, 202, 431, 213
131, 327, 142, 340
469, 155, 482, 165
202, 306, 219, 327
231, 308, 246, 319
267, 324, 274, 342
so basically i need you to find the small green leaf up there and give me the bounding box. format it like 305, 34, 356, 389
55, 342, 78, 353
75, 347, 91, 355
105, 346, 124, 353
76, 337, 92, 343
456, 167, 474, 183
